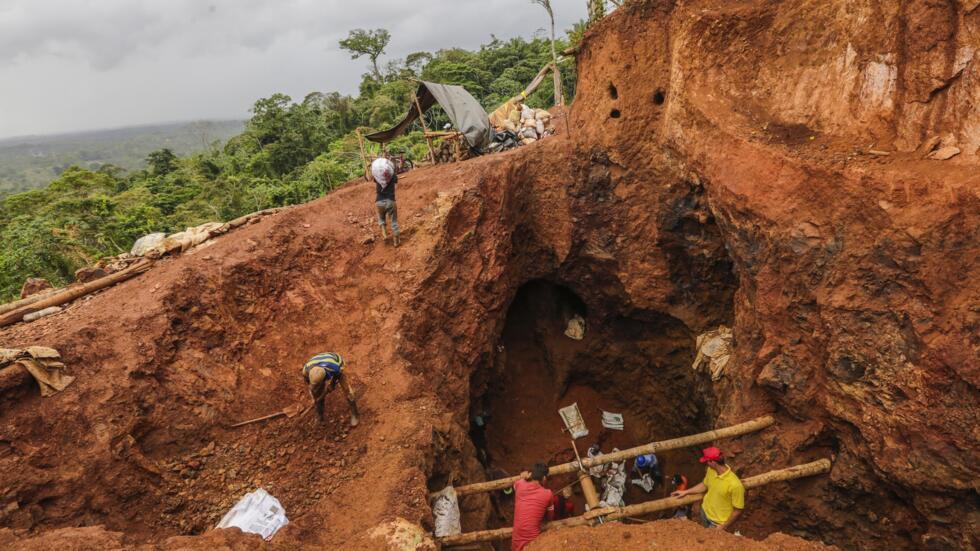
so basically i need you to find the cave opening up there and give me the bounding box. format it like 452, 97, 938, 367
467, 279, 711, 532
610, 108, 621, 118
653, 89, 666, 105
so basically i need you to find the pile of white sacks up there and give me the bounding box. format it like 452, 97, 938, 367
498, 103, 556, 145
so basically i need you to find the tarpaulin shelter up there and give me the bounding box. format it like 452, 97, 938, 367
364, 81, 493, 152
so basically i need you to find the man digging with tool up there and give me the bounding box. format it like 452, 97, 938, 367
302, 352, 360, 428
671, 446, 744, 530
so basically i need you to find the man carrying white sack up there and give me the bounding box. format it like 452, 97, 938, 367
371, 157, 400, 246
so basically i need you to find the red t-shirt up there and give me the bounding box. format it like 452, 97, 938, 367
512, 479, 554, 551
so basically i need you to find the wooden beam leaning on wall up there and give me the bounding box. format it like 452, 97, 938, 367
437, 458, 832, 546
438, 415, 775, 499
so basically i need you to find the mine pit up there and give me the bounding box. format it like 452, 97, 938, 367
467, 280, 711, 532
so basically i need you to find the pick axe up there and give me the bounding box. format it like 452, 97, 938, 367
230, 403, 311, 428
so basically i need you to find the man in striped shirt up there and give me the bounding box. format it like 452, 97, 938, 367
302, 352, 360, 427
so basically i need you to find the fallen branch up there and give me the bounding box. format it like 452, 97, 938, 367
0, 259, 153, 328
0, 287, 61, 317
438, 459, 832, 546
443, 415, 774, 498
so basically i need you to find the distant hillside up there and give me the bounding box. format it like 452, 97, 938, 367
0, 120, 244, 195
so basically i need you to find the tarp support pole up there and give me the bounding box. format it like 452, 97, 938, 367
414, 94, 436, 163
355, 128, 370, 182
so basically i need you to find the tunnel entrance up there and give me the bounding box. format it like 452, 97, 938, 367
468, 280, 711, 531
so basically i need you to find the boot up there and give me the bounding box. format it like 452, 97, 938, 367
348, 400, 360, 427
380, 226, 387, 239
393, 233, 400, 247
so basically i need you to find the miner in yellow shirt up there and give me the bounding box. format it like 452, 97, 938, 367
671, 447, 745, 530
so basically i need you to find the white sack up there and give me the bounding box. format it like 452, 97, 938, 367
431, 486, 461, 537
216, 488, 289, 541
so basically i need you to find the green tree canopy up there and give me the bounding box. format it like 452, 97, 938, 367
339, 28, 391, 80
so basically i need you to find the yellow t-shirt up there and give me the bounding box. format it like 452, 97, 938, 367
702, 466, 745, 524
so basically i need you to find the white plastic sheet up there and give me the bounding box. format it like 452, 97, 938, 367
216, 488, 289, 541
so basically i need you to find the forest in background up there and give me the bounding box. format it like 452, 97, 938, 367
0, 27, 580, 301
0, 121, 245, 196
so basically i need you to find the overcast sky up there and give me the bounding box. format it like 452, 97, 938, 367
0, 0, 587, 139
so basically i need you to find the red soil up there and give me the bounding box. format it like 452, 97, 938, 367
2, 1, 978, 550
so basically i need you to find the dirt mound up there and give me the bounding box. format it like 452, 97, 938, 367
1, 1, 977, 550
528, 519, 834, 551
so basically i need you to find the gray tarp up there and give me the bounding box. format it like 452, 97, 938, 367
365, 81, 492, 151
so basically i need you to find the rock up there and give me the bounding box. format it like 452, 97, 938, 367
74, 266, 108, 283
927, 146, 961, 160
20, 278, 52, 298
918, 135, 942, 156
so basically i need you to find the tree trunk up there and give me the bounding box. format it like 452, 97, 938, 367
548, 9, 563, 106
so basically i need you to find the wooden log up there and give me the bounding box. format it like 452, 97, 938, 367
437, 459, 832, 546
579, 471, 600, 509
0, 287, 61, 317
0, 259, 153, 328
355, 128, 371, 181
444, 415, 774, 497
413, 95, 436, 164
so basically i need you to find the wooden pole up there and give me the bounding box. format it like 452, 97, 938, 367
0, 288, 61, 316
355, 128, 371, 182
578, 471, 600, 509
569, 439, 600, 509
413, 95, 436, 164
552, 63, 564, 106
0, 260, 153, 328
437, 459, 832, 546
442, 416, 774, 498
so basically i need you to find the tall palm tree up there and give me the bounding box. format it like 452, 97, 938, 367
532, 0, 564, 106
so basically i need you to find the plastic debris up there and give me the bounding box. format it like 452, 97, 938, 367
216, 488, 288, 541
559, 403, 589, 439
431, 486, 461, 537
601, 411, 624, 430
693, 325, 733, 381
564, 315, 586, 340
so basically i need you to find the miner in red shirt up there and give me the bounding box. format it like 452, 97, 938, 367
511, 463, 554, 551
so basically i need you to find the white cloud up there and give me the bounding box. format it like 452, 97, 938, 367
0, 0, 587, 138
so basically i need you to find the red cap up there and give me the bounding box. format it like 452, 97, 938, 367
699, 447, 723, 463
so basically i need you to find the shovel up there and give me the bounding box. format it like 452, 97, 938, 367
230, 403, 311, 428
